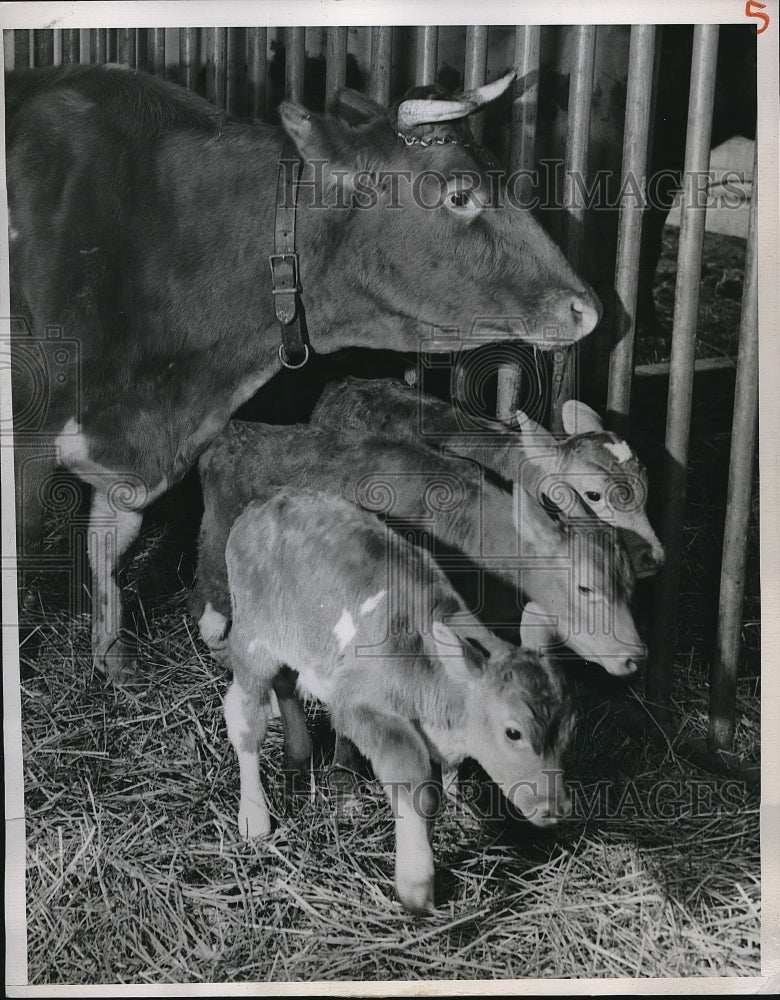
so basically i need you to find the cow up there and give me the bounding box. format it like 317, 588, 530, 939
220, 487, 575, 914
193, 419, 645, 679
309, 375, 664, 575
5, 63, 602, 683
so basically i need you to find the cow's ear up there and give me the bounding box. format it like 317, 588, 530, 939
562, 399, 604, 436
278, 102, 339, 163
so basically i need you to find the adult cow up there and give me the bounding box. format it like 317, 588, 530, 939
5, 64, 601, 684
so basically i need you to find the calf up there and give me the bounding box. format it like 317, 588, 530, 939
194, 420, 645, 677
310, 377, 664, 576
222, 488, 575, 914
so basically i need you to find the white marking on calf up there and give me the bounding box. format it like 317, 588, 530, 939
55, 418, 91, 468
359, 589, 386, 616
199, 602, 228, 647
333, 609, 356, 651
224, 684, 271, 837
603, 439, 633, 465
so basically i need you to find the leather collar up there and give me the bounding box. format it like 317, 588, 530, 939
269, 140, 310, 369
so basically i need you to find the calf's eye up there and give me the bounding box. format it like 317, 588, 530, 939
585, 490, 602, 502
505, 727, 523, 742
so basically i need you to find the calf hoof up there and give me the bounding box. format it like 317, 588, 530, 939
238, 802, 272, 839
95, 638, 144, 689
397, 875, 435, 916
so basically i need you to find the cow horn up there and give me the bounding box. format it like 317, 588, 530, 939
397, 70, 516, 131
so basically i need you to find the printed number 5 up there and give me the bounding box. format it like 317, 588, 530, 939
745, 0, 770, 34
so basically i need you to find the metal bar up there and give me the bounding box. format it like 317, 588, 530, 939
79, 29, 90, 65
285, 26, 306, 104
14, 28, 31, 68
206, 28, 228, 109
3, 30, 15, 70
369, 26, 392, 106
52, 29, 62, 65
551, 24, 597, 433
463, 26, 488, 143
606, 24, 657, 439
62, 28, 80, 65
708, 147, 758, 753
646, 24, 720, 712
179, 27, 199, 91
496, 25, 542, 422
246, 28, 267, 119
92, 28, 109, 64
325, 27, 347, 106
414, 25, 438, 86
226, 28, 246, 116
116, 28, 136, 68
34, 29, 54, 67
148, 28, 166, 76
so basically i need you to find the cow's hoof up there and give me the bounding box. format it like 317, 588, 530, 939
397, 876, 435, 916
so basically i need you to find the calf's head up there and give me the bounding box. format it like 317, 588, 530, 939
279, 75, 601, 353
430, 619, 574, 827
516, 400, 665, 577
515, 491, 646, 677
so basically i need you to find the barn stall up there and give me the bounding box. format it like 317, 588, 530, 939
3, 22, 760, 985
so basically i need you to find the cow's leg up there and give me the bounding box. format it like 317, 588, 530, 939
336, 705, 436, 914
88, 489, 143, 684
223, 672, 274, 838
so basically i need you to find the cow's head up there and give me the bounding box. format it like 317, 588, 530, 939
277, 74, 602, 354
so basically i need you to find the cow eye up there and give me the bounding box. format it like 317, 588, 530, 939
577, 585, 593, 596
585, 490, 602, 502
505, 727, 523, 742
444, 180, 482, 219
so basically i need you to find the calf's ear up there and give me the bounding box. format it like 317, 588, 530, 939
431, 621, 483, 682
519, 601, 557, 655
515, 409, 557, 449
561, 400, 604, 436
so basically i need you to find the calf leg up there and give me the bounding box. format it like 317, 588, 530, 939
337, 705, 437, 915
224, 674, 274, 838
88, 489, 143, 684
272, 666, 312, 775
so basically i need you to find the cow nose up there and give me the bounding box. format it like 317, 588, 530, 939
570, 295, 601, 335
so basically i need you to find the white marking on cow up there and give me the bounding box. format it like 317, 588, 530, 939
9, 226, 19, 242
359, 589, 386, 616
199, 602, 227, 647
333, 609, 356, 651
603, 440, 633, 464
247, 639, 258, 655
